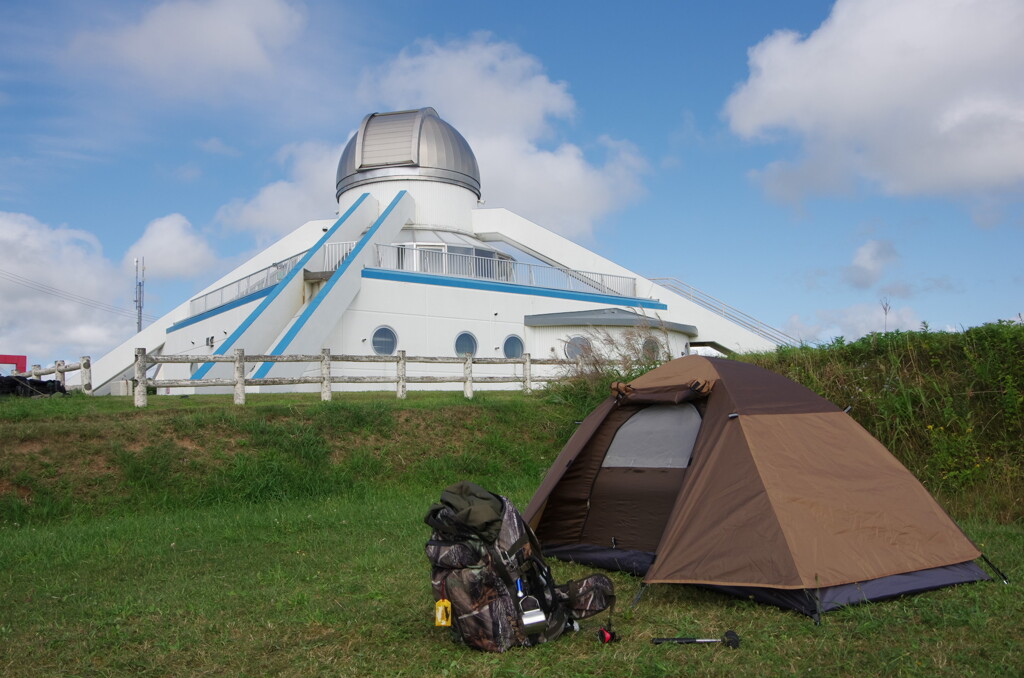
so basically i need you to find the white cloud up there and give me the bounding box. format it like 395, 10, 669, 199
361, 34, 648, 238
215, 141, 343, 240
785, 301, 919, 343
362, 34, 574, 142
842, 239, 898, 289
725, 0, 1024, 202
123, 213, 219, 280
63, 32, 646, 248
214, 35, 649, 242
66, 0, 305, 100
174, 163, 202, 182
473, 134, 647, 238
198, 137, 241, 156
0, 212, 135, 365
880, 276, 957, 299
878, 282, 913, 299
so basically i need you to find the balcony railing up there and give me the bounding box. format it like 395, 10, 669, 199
189, 250, 306, 316
373, 245, 637, 298
322, 241, 355, 271
186, 240, 641, 321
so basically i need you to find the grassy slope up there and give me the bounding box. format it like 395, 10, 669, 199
0, 392, 571, 524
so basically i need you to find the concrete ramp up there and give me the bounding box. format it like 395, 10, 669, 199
252, 190, 414, 381
190, 193, 378, 381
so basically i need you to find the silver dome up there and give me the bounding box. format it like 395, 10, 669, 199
335, 107, 481, 199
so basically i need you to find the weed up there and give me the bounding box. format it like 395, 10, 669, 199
745, 319, 1024, 520
545, 323, 668, 417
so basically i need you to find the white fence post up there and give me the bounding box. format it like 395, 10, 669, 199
463, 355, 473, 399
523, 353, 532, 394
134, 348, 148, 408
81, 356, 92, 395
396, 350, 407, 399
31, 364, 41, 379
233, 348, 246, 406
320, 348, 332, 402
54, 360, 66, 389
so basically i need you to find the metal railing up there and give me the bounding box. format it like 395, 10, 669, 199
184, 240, 643, 322
374, 245, 638, 297
322, 241, 356, 271
189, 250, 307, 316
651, 277, 797, 347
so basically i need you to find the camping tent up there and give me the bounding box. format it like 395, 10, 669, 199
523, 355, 990, 617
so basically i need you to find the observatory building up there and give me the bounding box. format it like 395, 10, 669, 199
90, 108, 788, 394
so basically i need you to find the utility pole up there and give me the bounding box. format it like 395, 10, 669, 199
134, 257, 145, 333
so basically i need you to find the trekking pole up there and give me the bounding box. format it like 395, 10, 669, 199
652, 630, 740, 648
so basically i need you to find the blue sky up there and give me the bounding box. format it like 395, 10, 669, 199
1, 0, 1022, 367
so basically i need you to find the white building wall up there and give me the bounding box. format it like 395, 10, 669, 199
527, 325, 689, 363
89, 218, 340, 394
270, 276, 691, 391
472, 207, 776, 354
161, 298, 265, 380
339, 181, 477, 234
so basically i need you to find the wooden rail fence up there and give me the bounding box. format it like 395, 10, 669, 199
12, 357, 92, 394
132, 348, 575, 408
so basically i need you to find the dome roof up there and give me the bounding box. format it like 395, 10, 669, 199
335, 107, 481, 199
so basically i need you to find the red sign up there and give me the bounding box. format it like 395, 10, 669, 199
0, 354, 28, 373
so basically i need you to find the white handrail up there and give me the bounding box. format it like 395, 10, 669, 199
374, 245, 638, 298
189, 250, 308, 316
651, 277, 797, 346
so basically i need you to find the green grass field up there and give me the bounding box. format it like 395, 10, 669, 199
1, 389, 1020, 677
2, 485, 1020, 677
2, 490, 1020, 676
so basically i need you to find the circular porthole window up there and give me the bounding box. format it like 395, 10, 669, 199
372, 326, 397, 355
642, 337, 662, 361
564, 335, 592, 360
503, 335, 524, 359
455, 332, 478, 357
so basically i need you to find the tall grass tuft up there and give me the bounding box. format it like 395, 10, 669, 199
544, 324, 668, 418
744, 319, 1024, 521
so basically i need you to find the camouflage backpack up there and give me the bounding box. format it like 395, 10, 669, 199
424, 481, 615, 653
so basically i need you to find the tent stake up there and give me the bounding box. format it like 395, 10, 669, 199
982, 554, 1010, 584
630, 583, 649, 609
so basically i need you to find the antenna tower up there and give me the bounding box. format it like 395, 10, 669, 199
134, 257, 145, 333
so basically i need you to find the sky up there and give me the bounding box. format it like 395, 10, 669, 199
1, 0, 1022, 369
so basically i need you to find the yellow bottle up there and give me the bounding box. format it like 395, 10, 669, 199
435, 598, 452, 627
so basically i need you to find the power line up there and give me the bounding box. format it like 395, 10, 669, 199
0, 267, 160, 322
